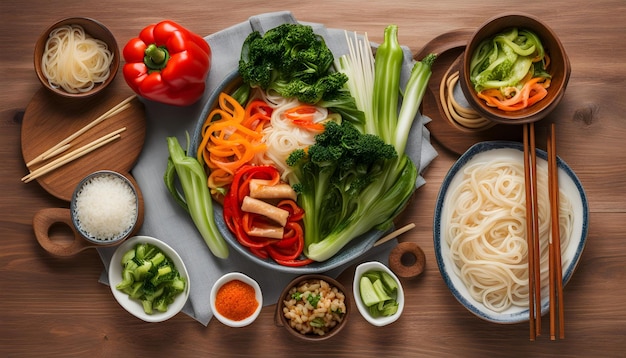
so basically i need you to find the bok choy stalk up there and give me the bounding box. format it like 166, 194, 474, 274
296, 25, 436, 262
165, 136, 229, 259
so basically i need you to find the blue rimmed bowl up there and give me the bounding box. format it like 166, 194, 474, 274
433, 141, 588, 323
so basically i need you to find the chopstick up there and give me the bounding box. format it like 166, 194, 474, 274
25, 95, 136, 168
21, 127, 126, 183
523, 122, 541, 340
373, 223, 416, 247
547, 122, 565, 340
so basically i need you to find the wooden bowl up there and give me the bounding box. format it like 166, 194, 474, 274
459, 12, 571, 124
34, 17, 120, 99
275, 274, 350, 341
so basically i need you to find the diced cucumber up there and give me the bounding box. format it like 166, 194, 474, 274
116, 243, 187, 315
359, 276, 380, 307
120, 249, 136, 265
372, 279, 392, 301
380, 271, 398, 292
359, 270, 400, 317
363, 271, 382, 282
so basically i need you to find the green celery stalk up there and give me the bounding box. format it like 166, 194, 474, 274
372, 24, 404, 141
166, 136, 229, 259
393, 53, 436, 156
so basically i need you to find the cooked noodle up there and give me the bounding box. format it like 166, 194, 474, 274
258, 90, 338, 182
444, 157, 573, 312
41, 24, 113, 93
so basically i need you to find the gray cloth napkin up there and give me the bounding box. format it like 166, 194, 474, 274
98, 11, 437, 326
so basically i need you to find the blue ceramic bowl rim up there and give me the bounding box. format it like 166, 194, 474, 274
188, 70, 389, 274
433, 140, 589, 323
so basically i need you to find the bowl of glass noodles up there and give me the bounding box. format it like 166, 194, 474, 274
34, 17, 119, 98
433, 141, 588, 323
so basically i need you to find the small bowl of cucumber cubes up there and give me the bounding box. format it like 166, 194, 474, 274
108, 235, 190, 322
353, 261, 404, 326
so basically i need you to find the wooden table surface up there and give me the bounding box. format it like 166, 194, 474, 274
2, 1, 625, 356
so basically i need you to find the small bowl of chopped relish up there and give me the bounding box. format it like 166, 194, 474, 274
353, 261, 405, 327
210, 272, 263, 327
459, 12, 571, 124
108, 235, 190, 322
275, 274, 350, 341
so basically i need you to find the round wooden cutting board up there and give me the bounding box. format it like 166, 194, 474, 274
21, 85, 146, 202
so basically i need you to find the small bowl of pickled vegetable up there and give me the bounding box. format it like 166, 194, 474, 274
459, 12, 571, 124
276, 274, 350, 341
210, 272, 263, 327
353, 261, 404, 326
108, 235, 190, 322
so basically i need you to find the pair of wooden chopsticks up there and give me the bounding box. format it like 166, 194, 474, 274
523, 122, 564, 341
547, 123, 565, 340
523, 122, 542, 341
22, 95, 136, 183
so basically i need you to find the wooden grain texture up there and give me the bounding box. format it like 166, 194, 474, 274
2, 1, 626, 357
21, 81, 145, 201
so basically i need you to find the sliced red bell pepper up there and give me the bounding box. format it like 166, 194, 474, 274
122, 20, 211, 106
222, 165, 310, 266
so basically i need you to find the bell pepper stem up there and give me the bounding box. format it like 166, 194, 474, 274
144, 44, 170, 71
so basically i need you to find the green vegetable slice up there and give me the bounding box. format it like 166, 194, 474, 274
359, 276, 381, 307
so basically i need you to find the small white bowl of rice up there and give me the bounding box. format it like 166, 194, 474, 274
70, 170, 140, 245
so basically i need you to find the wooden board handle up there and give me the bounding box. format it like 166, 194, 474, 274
33, 208, 94, 256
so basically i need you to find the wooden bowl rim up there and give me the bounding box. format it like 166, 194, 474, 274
33, 16, 120, 99
460, 12, 571, 124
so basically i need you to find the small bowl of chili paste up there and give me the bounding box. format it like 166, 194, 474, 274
210, 272, 263, 327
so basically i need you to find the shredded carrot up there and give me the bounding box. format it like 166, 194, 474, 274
477, 77, 550, 112
284, 105, 326, 131
197, 93, 272, 193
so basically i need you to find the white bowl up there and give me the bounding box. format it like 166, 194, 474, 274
433, 141, 588, 323
210, 272, 263, 327
353, 261, 405, 326
108, 235, 190, 322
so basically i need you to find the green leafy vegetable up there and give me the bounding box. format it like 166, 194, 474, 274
469, 27, 548, 92
116, 243, 187, 314
288, 24, 436, 262
165, 136, 229, 259
238, 22, 361, 122
286, 121, 398, 258
309, 317, 326, 328
307, 293, 322, 308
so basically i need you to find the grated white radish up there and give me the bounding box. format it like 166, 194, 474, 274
74, 174, 137, 241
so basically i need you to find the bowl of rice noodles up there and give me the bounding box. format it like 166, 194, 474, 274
34, 17, 119, 98
433, 141, 588, 323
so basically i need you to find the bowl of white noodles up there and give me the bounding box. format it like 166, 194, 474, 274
433, 141, 588, 323
34, 17, 119, 98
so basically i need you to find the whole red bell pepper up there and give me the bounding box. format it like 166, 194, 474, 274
122, 20, 211, 106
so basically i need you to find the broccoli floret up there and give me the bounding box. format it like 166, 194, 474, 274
238, 23, 348, 104
287, 121, 397, 247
